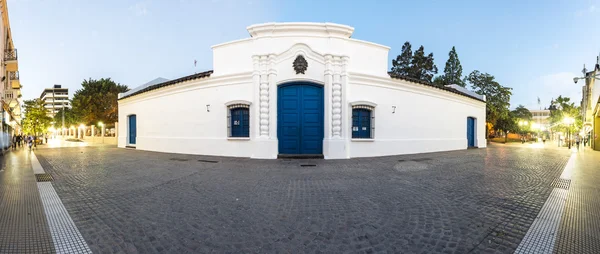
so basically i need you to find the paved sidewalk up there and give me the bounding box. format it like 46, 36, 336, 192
3, 143, 598, 253
554, 147, 600, 253
33, 145, 570, 253
0, 149, 55, 253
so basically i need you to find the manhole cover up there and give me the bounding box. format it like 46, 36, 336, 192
198, 159, 219, 163
551, 178, 571, 190
169, 158, 189, 162
35, 173, 53, 182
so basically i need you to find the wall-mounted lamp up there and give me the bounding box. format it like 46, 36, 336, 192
392, 106, 396, 114
206, 104, 211, 112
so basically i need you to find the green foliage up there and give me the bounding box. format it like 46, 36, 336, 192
71, 78, 129, 125
512, 105, 533, 134
465, 70, 513, 136
495, 111, 518, 134
53, 107, 79, 128
435, 46, 465, 87
409, 45, 438, 82
390, 42, 438, 83
390, 42, 413, 76
22, 99, 52, 135
548, 96, 582, 133
512, 105, 532, 121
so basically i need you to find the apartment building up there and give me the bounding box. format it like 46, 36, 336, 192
1, 1, 23, 135
40, 85, 71, 117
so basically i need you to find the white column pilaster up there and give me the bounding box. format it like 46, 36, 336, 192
267, 54, 278, 139
331, 56, 342, 138
252, 54, 278, 159
259, 56, 269, 137
252, 56, 261, 138
322, 55, 347, 159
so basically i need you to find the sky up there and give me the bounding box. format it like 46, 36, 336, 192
8, 0, 600, 110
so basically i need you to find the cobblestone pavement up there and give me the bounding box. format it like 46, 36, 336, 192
28, 144, 575, 254
0, 149, 55, 253
554, 147, 600, 254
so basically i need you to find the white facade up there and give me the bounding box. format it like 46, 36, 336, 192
118, 22, 486, 159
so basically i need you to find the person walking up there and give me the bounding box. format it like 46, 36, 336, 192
575, 135, 581, 150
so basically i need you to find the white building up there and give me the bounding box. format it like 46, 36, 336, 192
40, 84, 71, 117
118, 22, 486, 159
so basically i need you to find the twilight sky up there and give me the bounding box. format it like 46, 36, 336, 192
8, 0, 600, 110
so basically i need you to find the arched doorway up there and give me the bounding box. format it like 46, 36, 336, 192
277, 82, 324, 155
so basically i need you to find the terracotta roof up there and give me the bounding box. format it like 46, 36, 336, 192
388, 72, 485, 102
119, 70, 213, 100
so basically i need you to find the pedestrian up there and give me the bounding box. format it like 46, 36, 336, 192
575, 135, 580, 150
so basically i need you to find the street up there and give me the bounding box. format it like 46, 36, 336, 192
0, 142, 598, 253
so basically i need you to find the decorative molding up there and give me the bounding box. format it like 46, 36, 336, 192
258, 55, 271, 137
331, 56, 343, 137
275, 43, 325, 65
225, 100, 252, 107
293, 55, 308, 74
350, 101, 378, 108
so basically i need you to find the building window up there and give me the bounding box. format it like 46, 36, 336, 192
228, 104, 250, 137
352, 105, 374, 139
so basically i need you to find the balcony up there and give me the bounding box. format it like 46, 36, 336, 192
4, 49, 18, 72
9, 71, 20, 89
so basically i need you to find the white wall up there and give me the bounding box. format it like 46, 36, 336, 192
347, 74, 486, 158
212, 23, 390, 78
119, 22, 487, 159
119, 75, 258, 157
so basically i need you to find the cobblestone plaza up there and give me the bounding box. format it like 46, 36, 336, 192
1, 143, 599, 253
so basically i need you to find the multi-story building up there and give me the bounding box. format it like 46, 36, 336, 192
40, 85, 71, 117
580, 55, 600, 150
1, 1, 23, 136
529, 109, 550, 130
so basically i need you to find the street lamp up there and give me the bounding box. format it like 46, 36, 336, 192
573, 64, 600, 84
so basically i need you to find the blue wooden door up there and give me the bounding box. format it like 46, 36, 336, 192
128, 115, 137, 145
467, 117, 475, 147
278, 83, 324, 155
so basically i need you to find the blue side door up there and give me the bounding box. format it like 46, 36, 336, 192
278, 83, 324, 155
129, 115, 137, 145
467, 117, 475, 147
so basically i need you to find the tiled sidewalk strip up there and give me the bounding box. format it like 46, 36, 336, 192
32, 152, 92, 254
514, 153, 574, 254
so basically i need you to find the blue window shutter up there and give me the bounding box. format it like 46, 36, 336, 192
352, 108, 371, 139
231, 108, 249, 137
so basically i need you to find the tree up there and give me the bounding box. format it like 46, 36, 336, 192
512, 105, 532, 121
512, 105, 533, 135
465, 70, 513, 137
71, 78, 129, 125
435, 46, 465, 87
390, 41, 413, 76
548, 96, 582, 135
53, 107, 79, 129
409, 45, 438, 82
495, 111, 518, 142
22, 99, 52, 135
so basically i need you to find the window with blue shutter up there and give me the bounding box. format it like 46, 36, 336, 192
352, 107, 373, 139
229, 106, 249, 137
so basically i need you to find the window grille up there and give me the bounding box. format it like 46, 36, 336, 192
352, 106, 374, 139
227, 104, 250, 137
